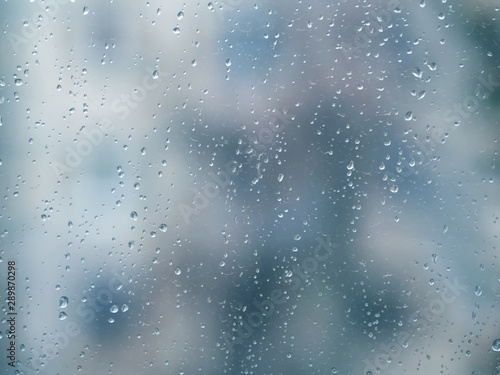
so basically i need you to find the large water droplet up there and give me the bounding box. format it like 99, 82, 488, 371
492, 339, 500, 351
110, 304, 119, 313
59, 296, 69, 308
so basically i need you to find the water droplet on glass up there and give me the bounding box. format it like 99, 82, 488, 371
159, 224, 168, 232
177, 11, 184, 20
15, 79, 23, 86
121, 304, 129, 312
278, 173, 284, 182
347, 161, 354, 170
174, 267, 181, 275
130, 211, 138, 220
492, 339, 500, 351
110, 304, 119, 313
108, 317, 115, 323
173, 27, 180, 35
475, 285, 482, 296
83, 6, 89, 15
59, 296, 69, 308
152, 70, 159, 79
59, 312, 68, 320
225, 59, 232, 67
390, 185, 399, 193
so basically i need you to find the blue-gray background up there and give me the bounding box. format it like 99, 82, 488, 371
0, 0, 500, 374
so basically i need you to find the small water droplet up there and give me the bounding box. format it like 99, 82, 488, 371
152, 70, 159, 79
175, 267, 181, 275
121, 304, 129, 312
225, 58, 231, 67
173, 27, 181, 35
83, 6, 89, 15
130, 211, 138, 220
159, 224, 168, 232
475, 285, 482, 296
177, 11, 184, 20
347, 160, 354, 170
277, 173, 284, 182
59, 312, 68, 320
110, 304, 119, 313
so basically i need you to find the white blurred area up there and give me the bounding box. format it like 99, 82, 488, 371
1, 0, 500, 374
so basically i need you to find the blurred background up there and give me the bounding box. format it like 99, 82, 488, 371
1, 0, 500, 374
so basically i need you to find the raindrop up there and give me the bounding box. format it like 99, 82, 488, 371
492, 339, 500, 351
152, 70, 159, 79
225, 59, 231, 67
277, 173, 284, 182
174, 267, 181, 275
83, 6, 89, 15
159, 224, 168, 232
474, 285, 482, 296
177, 11, 184, 20
110, 304, 119, 313
59, 312, 68, 320
15, 79, 23, 86
130, 211, 138, 220
59, 296, 69, 308
347, 161, 354, 170
121, 304, 129, 312
173, 27, 180, 35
